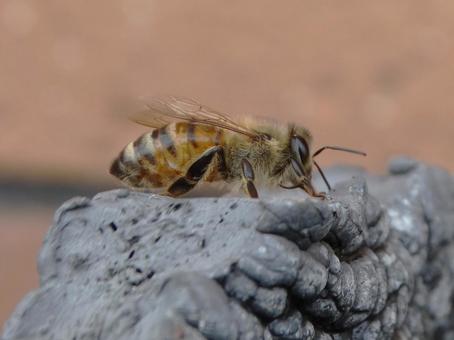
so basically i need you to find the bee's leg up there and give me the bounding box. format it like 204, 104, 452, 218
311, 191, 327, 200
241, 158, 259, 198
165, 146, 223, 197
304, 182, 327, 200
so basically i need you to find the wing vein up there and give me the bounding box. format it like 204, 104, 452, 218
130, 97, 261, 139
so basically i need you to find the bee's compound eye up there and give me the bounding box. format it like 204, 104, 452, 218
290, 158, 304, 177
291, 135, 309, 166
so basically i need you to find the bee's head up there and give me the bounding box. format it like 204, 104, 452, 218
289, 132, 313, 178
283, 125, 318, 196
281, 125, 366, 199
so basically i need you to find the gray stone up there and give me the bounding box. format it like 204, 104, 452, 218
3, 157, 454, 339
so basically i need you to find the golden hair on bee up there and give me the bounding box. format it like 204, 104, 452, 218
110, 97, 366, 199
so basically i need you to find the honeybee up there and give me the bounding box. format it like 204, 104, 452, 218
110, 97, 365, 199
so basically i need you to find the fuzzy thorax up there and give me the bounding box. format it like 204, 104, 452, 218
222, 123, 313, 187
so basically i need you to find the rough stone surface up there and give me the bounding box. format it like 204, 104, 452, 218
2, 157, 454, 340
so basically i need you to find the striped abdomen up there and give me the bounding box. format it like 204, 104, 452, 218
110, 122, 224, 188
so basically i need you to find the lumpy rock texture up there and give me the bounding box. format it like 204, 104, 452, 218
3, 158, 454, 340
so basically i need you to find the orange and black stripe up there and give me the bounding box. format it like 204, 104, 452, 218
110, 122, 227, 190
152, 127, 177, 157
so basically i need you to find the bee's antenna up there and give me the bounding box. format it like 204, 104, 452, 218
313, 160, 331, 191
313, 146, 367, 158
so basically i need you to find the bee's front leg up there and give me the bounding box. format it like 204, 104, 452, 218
304, 185, 327, 200
312, 191, 327, 200
241, 158, 259, 198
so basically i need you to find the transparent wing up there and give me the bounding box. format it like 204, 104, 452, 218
130, 111, 170, 129
130, 96, 261, 139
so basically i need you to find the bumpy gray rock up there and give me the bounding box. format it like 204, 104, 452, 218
2, 158, 454, 340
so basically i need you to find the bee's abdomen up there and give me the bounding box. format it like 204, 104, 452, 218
110, 133, 163, 188
110, 122, 224, 188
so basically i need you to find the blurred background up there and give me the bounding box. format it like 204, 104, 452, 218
1, 0, 453, 327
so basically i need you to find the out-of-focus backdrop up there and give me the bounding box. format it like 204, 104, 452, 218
1, 0, 453, 327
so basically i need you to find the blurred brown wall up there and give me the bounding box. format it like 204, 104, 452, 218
1, 0, 453, 329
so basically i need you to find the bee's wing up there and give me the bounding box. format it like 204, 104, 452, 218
131, 96, 261, 139
130, 112, 170, 129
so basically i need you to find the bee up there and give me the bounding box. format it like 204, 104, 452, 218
110, 97, 366, 199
